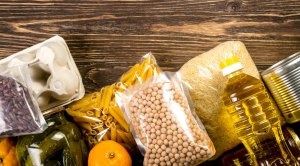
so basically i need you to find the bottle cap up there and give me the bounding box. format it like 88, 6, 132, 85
220, 56, 243, 76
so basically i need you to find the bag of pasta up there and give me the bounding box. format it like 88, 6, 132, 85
117, 72, 216, 166
66, 52, 160, 153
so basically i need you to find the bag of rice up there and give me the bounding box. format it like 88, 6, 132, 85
179, 41, 284, 159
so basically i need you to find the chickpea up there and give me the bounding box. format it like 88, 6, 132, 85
127, 82, 213, 165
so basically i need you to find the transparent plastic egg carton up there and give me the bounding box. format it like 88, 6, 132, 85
0, 36, 85, 111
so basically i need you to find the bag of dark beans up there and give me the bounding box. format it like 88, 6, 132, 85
117, 72, 216, 166
0, 65, 47, 137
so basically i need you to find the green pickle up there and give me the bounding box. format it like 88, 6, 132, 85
16, 112, 88, 166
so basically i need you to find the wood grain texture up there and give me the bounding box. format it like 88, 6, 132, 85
0, 0, 300, 93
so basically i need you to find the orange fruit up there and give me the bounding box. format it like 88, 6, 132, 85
88, 140, 132, 166
0, 138, 18, 166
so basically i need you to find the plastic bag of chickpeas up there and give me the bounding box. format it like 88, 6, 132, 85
117, 72, 216, 166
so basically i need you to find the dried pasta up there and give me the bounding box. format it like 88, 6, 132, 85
66, 109, 86, 118
109, 106, 129, 132
116, 132, 123, 143
120, 64, 140, 82
86, 110, 94, 116
69, 92, 100, 111
95, 109, 101, 118
77, 122, 92, 131
66, 52, 160, 152
106, 115, 113, 123
101, 114, 108, 121
90, 130, 97, 136
73, 116, 101, 123
111, 123, 117, 141
117, 129, 133, 147
88, 136, 97, 145
103, 85, 114, 109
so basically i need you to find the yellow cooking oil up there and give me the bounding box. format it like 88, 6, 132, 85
220, 56, 298, 166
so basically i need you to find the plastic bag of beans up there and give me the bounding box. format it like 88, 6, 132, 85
117, 72, 216, 166
0, 65, 47, 137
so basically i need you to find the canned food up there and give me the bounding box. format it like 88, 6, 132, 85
262, 52, 300, 123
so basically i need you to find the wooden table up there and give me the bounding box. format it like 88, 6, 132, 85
0, 1, 299, 165
0, 0, 300, 93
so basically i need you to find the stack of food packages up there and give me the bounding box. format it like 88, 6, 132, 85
2, 36, 300, 166
66, 52, 160, 152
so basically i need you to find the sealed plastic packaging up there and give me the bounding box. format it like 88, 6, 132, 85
117, 72, 215, 166
0, 65, 47, 137
16, 112, 88, 166
179, 41, 285, 159
66, 52, 160, 153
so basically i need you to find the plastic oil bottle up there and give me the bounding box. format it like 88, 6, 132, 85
220, 56, 299, 166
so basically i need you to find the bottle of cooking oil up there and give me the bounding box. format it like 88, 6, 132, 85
221, 127, 300, 166
220, 56, 299, 166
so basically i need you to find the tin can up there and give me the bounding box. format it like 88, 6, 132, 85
262, 52, 300, 123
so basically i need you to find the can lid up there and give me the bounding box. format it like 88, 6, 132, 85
262, 52, 300, 76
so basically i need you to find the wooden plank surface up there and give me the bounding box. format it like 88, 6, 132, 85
0, 0, 300, 93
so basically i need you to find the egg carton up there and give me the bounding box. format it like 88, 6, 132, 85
0, 36, 85, 111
